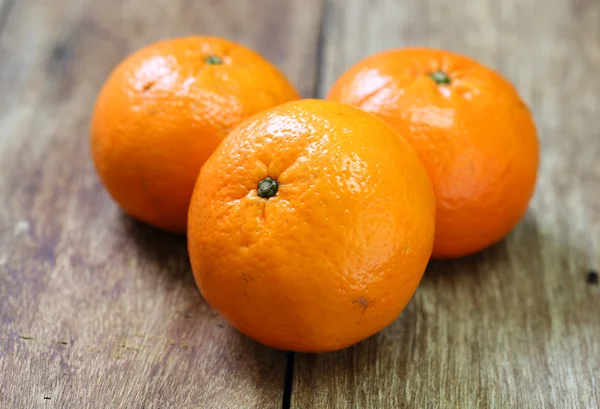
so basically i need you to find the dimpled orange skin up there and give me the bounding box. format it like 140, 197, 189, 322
328, 48, 539, 259
91, 36, 300, 232
187, 99, 436, 352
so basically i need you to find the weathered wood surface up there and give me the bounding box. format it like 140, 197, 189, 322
0, 0, 322, 407
292, 0, 600, 408
1, 0, 599, 408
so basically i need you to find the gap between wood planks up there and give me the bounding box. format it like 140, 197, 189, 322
281, 352, 296, 409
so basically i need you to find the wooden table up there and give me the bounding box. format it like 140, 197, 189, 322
1, 0, 599, 407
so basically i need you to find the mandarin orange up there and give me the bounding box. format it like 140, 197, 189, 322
328, 48, 539, 258
91, 36, 299, 232
187, 99, 436, 352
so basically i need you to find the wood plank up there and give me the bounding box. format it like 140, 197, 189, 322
0, 0, 322, 407
292, 0, 600, 407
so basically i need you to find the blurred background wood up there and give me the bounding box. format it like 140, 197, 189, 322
1, 0, 599, 408
292, 0, 600, 408
0, 0, 322, 407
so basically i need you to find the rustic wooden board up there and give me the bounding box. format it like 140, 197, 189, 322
2, 0, 600, 407
292, 0, 600, 408
0, 0, 322, 407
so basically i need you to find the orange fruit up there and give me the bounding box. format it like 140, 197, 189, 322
187, 99, 436, 352
328, 48, 539, 258
90, 36, 300, 232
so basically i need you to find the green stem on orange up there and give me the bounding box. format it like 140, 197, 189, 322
204, 56, 223, 65
257, 177, 279, 199
429, 71, 451, 85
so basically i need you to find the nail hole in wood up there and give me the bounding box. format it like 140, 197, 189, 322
587, 270, 598, 285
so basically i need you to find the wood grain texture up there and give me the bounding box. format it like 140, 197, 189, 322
0, 0, 322, 407
292, 0, 600, 408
